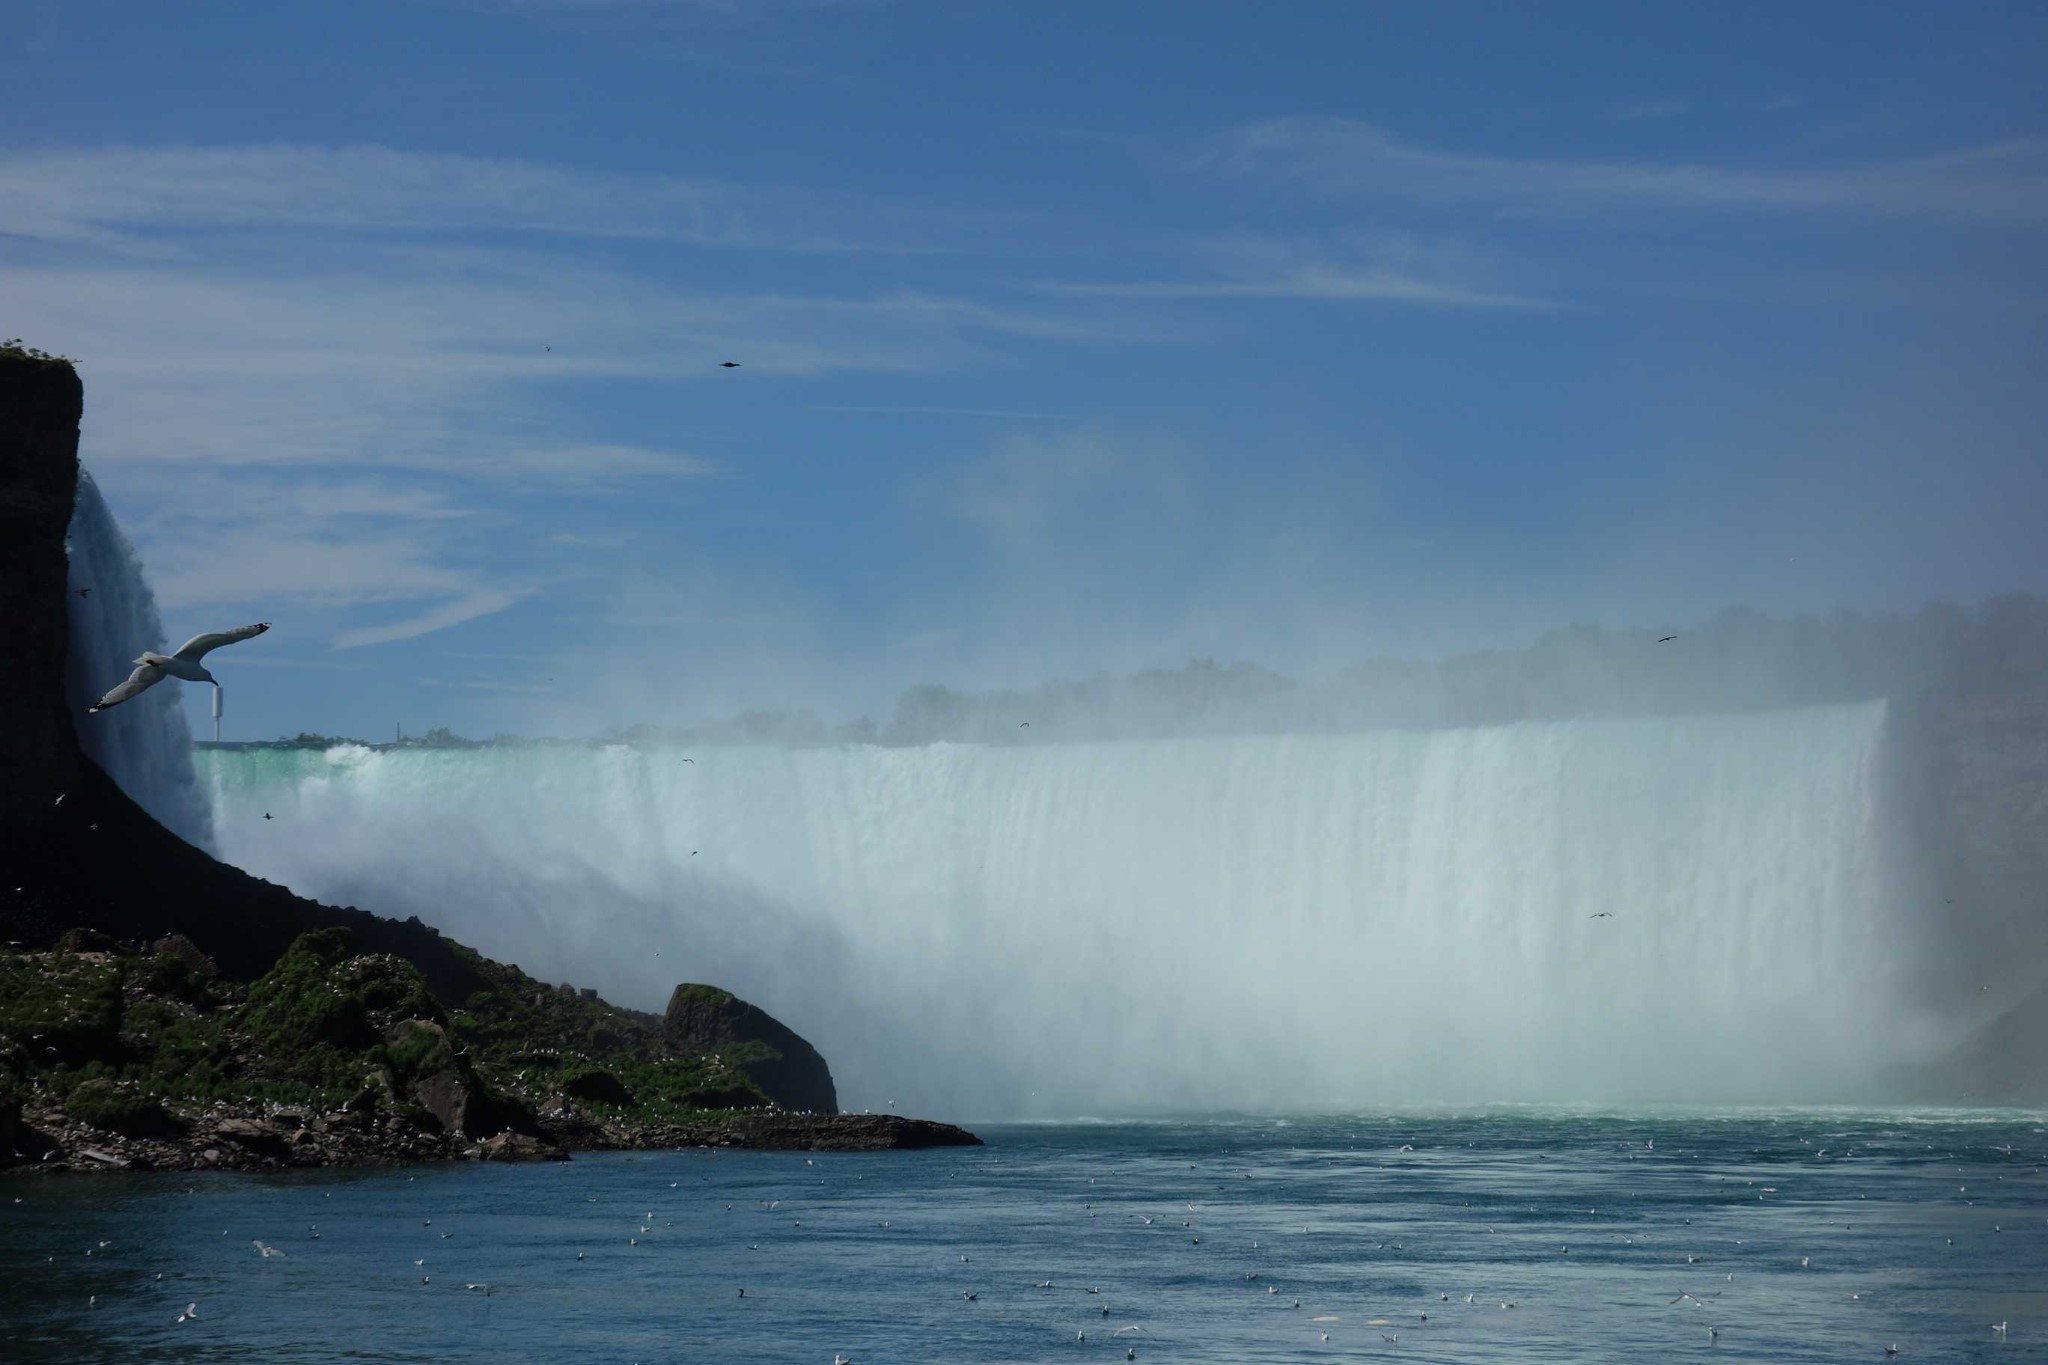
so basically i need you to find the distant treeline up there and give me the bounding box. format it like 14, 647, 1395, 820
199, 595, 2048, 750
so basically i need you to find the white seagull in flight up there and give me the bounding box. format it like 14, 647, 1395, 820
89, 623, 269, 713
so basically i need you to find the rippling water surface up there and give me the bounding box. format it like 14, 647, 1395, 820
6, 1111, 2046, 1362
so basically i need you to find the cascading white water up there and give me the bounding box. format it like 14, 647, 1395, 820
65, 469, 214, 848
197, 702, 1915, 1116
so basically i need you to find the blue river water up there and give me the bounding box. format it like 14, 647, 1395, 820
4, 1110, 2045, 1363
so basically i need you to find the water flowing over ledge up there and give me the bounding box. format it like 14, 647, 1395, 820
198, 705, 1919, 1117
65, 469, 212, 849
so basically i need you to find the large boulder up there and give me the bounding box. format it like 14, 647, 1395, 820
387, 1018, 496, 1138
662, 984, 837, 1114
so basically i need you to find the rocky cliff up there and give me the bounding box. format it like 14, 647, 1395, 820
663, 984, 838, 1114
0, 349, 977, 1165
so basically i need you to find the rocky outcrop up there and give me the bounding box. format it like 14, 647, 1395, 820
663, 984, 838, 1114
0, 351, 975, 1164
0, 353, 507, 999
717, 1111, 979, 1150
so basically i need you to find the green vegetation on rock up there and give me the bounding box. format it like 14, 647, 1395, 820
0, 926, 785, 1163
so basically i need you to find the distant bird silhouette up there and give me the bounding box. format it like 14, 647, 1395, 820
263, 813, 273, 821
1590, 912, 1612, 919
77, 587, 90, 598
252, 1240, 286, 1258
1019, 722, 1030, 728
721, 361, 740, 368
1658, 635, 1677, 643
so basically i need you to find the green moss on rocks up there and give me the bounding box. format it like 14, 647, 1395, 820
0, 949, 123, 1066
62, 1077, 183, 1139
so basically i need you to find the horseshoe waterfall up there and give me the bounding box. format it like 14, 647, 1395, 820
192, 705, 1917, 1116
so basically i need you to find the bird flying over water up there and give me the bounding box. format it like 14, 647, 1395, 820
1658, 635, 1677, 643
721, 361, 740, 368
1590, 912, 1613, 919
89, 622, 270, 712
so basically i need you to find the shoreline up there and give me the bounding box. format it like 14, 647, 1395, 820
5, 1098, 979, 1176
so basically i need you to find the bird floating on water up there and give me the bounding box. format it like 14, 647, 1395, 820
90, 623, 269, 712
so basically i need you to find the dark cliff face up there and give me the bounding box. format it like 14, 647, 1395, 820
664, 984, 839, 1114
1, 353, 855, 1132
1, 352, 494, 986
0, 353, 87, 830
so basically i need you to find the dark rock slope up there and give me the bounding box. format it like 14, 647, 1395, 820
663, 984, 838, 1114
0, 348, 976, 1167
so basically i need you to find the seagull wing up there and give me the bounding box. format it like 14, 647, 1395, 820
172, 622, 270, 661
90, 662, 165, 712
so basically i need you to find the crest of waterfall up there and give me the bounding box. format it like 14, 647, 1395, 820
65, 469, 214, 849
197, 704, 1920, 1116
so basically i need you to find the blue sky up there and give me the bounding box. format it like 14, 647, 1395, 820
6, 0, 2045, 740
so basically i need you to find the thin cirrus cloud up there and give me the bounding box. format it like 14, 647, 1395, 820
2, 143, 1164, 652
0, 143, 1013, 254
332, 589, 533, 650
1043, 264, 1539, 308
1199, 116, 2048, 221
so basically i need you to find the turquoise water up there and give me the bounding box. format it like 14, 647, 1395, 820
5, 1111, 2045, 1362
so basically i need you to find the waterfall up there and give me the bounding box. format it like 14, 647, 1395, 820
65, 469, 214, 849
196, 704, 1916, 1116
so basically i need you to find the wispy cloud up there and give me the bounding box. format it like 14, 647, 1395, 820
1200, 117, 2048, 220
7, 260, 1142, 471
1038, 231, 1542, 309
0, 143, 1005, 254
2, 140, 1163, 654
815, 405, 1079, 420
333, 589, 531, 650
1043, 265, 1538, 308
